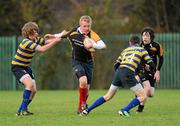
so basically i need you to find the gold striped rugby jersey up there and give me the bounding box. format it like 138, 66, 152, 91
116, 44, 152, 72
12, 37, 46, 67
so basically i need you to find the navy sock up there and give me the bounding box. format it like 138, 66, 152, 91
18, 99, 32, 113
87, 96, 106, 112
21, 90, 32, 111
123, 98, 140, 112
18, 102, 23, 113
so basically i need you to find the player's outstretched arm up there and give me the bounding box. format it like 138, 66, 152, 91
35, 37, 61, 52
44, 30, 67, 39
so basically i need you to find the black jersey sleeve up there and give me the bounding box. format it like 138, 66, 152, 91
61, 26, 79, 38
157, 43, 164, 70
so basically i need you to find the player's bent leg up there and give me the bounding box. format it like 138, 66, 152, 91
143, 80, 152, 97
120, 83, 146, 116
22, 75, 34, 90
134, 87, 147, 104
81, 85, 119, 116
26, 80, 37, 114
135, 83, 148, 113
17, 75, 34, 116
149, 87, 155, 97
79, 76, 88, 88
29, 80, 37, 100
136, 80, 152, 113
104, 85, 119, 101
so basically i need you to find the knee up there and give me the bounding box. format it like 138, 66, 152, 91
26, 83, 34, 90
147, 90, 154, 97
79, 77, 88, 88
148, 93, 154, 97
32, 89, 37, 95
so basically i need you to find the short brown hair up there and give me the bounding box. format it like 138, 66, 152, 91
79, 15, 92, 25
129, 35, 140, 44
21, 21, 39, 38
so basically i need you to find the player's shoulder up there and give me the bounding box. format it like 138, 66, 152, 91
35, 36, 46, 44
90, 29, 101, 41
65, 26, 79, 37
35, 36, 41, 42
20, 38, 32, 45
72, 26, 79, 32
152, 41, 164, 51
90, 29, 97, 34
130, 45, 144, 51
69, 27, 80, 36
152, 41, 161, 46
90, 29, 99, 36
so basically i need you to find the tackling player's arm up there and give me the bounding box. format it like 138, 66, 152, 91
35, 37, 61, 52
44, 30, 68, 41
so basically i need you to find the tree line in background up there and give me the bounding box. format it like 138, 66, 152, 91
1, 0, 180, 89
1, 0, 180, 36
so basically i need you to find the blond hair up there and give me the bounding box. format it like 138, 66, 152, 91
21, 21, 39, 38
79, 15, 92, 25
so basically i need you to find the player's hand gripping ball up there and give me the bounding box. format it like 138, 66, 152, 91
84, 37, 95, 52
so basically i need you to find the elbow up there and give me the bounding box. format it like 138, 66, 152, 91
93, 40, 106, 49
100, 41, 106, 49
94, 43, 106, 49
101, 44, 106, 49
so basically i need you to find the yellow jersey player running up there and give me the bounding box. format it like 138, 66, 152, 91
81, 35, 155, 117
11, 21, 64, 116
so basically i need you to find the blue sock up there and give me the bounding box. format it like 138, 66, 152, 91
19, 90, 32, 112
123, 98, 140, 112
18, 102, 23, 113
18, 99, 32, 113
87, 96, 106, 112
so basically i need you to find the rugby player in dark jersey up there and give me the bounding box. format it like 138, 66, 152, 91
136, 27, 164, 112
47, 15, 106, 114
68, 16, 106, 114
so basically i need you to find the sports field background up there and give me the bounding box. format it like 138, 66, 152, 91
0, 89, 179, 126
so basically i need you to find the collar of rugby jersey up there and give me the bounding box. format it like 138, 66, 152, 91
130, 43, 139, 47
77, 27, 90, 35
26, 37, 35, 42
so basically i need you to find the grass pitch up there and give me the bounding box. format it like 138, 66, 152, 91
0, 89, 180, 126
